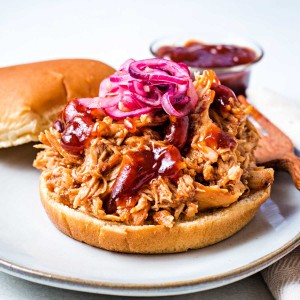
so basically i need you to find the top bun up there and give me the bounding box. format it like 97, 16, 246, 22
0, 59, 115, 148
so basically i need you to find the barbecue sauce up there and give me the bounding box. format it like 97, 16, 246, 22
155, 40, 258, 96
105, 144, 184, 213
211, 83, 237, 115
204, 83, 237, 150
53, 99, 100, 153
156, 41, 256, 68
165, 116, 189, 149
204, 123, 236, 150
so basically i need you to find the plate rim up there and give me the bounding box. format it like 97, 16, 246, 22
1, 233, 299, 295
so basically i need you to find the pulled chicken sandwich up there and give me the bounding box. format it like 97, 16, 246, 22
34, 58, 274, 253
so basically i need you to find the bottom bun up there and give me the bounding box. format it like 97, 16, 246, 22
40, 176, 271, 254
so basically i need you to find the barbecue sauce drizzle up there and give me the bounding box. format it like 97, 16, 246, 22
206, 83, 237, 150
53, 99, 94, 153
105, 144, 184, 214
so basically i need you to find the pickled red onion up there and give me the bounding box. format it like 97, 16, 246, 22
128, 58, 190, 85
89, 58, 198, 119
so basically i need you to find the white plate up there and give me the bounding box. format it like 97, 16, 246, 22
0, 143, 299, 297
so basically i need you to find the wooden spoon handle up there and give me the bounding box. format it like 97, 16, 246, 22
282, 153, 300, 190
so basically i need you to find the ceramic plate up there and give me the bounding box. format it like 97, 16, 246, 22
0, 142, 299, 297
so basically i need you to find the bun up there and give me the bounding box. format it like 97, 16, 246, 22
0, 59, 115, 148
40, 175, 272, 254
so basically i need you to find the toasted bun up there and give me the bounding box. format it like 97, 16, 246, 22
39, 176, 272, 254
0, 59, 115, 148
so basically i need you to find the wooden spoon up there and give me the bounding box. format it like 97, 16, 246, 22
239, 95, 300, 190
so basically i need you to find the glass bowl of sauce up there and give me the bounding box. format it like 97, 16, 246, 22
150, 36, 263, 96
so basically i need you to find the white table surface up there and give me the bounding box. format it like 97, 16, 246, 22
0, 0, 299, 299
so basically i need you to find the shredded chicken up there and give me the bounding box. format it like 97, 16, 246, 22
33, 70, 273, 227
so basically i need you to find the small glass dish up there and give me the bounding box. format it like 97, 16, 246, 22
150, 35, 264, 96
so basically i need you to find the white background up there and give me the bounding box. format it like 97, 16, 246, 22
1, 0, 299, 299
1, 0, 300, 101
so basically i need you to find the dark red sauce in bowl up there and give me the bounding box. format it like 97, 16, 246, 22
151, 38, 263, 96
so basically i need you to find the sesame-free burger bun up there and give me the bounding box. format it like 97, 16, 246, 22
0, 59, 115, 148
39, 175, 272, 254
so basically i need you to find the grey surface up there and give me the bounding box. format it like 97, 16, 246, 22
0, 271, 274, 300
0, 1, 297, 300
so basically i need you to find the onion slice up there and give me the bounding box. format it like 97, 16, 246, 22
105, 105, 154, 120
129, 58, 189, 85
81, 58, 199, 119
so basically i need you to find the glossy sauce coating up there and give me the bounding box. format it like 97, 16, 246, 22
205, 123, 236, 150
105, 144, 183, 213
156, 40, 257, 68
165, 116, 189, 149
61, 115, 93, 152
211, 83, 237, 115
53, 99, 94, 153
205, 83, 237, 150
